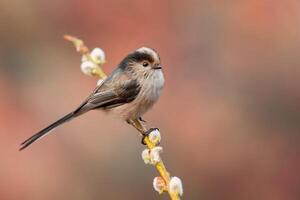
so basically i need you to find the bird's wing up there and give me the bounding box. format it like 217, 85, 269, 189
19, 70, 140, 150
74, 74, 140, 115
89, 79, 140, 107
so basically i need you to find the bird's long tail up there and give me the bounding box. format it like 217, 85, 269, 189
19, 112, 76, 151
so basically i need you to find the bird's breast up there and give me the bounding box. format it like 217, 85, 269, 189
110, 69, 164, 120
143, 69, 164, 101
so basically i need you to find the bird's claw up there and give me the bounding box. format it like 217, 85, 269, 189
139, 117, 146, 122
141, 128, 159, 145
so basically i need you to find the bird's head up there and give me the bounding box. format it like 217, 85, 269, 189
119, 47, 162, 74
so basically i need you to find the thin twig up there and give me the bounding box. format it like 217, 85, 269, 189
64, 35, 181, 200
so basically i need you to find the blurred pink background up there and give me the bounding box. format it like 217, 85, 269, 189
0, 0, 300, 199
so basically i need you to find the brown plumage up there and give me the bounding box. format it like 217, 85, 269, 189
20, 47, 164, 150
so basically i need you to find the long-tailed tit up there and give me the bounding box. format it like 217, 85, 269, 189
20, 47, 164, 150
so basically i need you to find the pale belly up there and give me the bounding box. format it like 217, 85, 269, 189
110, 69, 164, 120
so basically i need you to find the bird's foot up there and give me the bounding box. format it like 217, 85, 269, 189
141, 128, 159, 145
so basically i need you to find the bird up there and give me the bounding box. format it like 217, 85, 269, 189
19, 47, 165, 151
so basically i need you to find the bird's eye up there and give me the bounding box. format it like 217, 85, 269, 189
142, 62, 149, 67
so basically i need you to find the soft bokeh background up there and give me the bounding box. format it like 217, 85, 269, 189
1, 0, 300, 199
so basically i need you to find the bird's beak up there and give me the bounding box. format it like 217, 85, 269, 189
153, 64, 162, 70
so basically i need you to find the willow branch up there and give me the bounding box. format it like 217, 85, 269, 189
64, 35, 182, 200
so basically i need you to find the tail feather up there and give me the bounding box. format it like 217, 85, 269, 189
19, 112, 75, 151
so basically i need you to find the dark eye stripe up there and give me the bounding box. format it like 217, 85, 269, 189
119, 52, 154, 69
131, 52, 154, 63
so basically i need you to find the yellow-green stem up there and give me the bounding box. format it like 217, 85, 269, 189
64, 35, 181, 200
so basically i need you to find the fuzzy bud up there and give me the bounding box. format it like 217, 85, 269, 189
80, 61, 95, 76
90, 48, 105, 64
141, 149, 151, 164
169, 176, 183, 196
149, 146, 163, 164
153, 177, 166, 194
141, 146, 163, 165
148, 129, 161, 146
